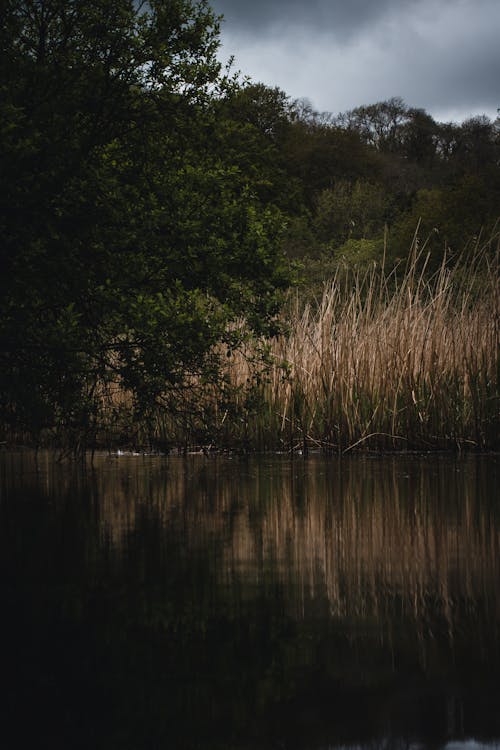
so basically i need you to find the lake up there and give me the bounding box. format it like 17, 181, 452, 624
1, 451, 499, 749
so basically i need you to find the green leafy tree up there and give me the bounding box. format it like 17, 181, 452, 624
388, 174, 500, 271
335, 97, 410, 152
283, 117, 376, 199
314, 180, 388, 247
0, 0, 290, 445
401, 108, 438, 165
216, 83, 303, 211
454, 115, 499, 174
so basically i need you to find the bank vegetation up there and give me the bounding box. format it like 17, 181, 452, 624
146, 238, 500, 453
1, 0, 499, 454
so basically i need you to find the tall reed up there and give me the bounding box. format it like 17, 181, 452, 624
209, 243, 500, 452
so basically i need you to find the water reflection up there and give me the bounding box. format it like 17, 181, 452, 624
1, 452, 499, 749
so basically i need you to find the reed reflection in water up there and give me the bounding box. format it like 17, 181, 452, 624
1, 452, 499, 749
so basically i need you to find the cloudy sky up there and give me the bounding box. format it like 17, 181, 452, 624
210, 0, 500, 123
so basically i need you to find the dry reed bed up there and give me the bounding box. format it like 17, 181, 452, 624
220, 248, 500, 451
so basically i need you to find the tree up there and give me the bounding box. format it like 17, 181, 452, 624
387, 173, 500, 272
0, 0, 290, 446
314, 180, 388, 247
222, 83, 293, 142
283, 118, 376, 199
335, 97, 410, 152
401, 108, 438, 165
454, 115, 499, 173
216, 83, 303, 212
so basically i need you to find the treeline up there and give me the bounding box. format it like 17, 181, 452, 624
0, 0, 498, 450
219, 86, 500, 278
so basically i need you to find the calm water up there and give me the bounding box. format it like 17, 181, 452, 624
1, 451, 500, 750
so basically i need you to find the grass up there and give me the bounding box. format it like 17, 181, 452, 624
11, 238, 497, 454
158, 240, 499, 453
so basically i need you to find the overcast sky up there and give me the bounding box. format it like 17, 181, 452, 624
211, 0, 500, 123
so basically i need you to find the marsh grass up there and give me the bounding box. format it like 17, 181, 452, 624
12, 239, 497, 453
156, 239, 499, 453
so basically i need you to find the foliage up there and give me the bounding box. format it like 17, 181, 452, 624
216, 88, 498, 285
0, 0, 291, 445
314, 180, 388, 246
1, 2, 498, 448
388, 174, 500, 270
283, 96, 499, 283
334, 237, 386, 268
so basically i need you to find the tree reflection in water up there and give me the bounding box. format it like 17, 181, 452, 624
1, 452, 499, 749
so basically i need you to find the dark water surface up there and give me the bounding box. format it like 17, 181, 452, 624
1, 451, 500, 750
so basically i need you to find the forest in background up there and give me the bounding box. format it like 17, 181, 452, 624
1, 0, 499, 453
221, 85, 499, 279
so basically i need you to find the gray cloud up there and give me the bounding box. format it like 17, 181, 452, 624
212, 0, 424, 39
214, 0, 500, 122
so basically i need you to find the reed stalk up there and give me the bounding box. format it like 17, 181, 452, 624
62, 238, 499, 453
202, 241, 500, 452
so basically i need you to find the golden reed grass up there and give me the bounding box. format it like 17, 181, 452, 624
206, 242, 500, 452
92, 237, 498, 452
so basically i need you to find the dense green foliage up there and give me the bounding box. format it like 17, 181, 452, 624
227, 91, 500, 277
0, 0, 290, 445
1, 1, 498, 449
